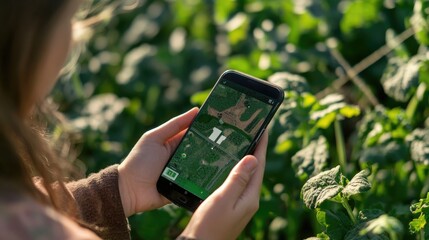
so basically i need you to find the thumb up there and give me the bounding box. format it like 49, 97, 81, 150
216, 156, 258, 205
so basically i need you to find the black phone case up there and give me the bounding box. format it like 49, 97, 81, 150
157, 70, 284, 212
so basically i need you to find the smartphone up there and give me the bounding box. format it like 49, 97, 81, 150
156, 70, 284, 212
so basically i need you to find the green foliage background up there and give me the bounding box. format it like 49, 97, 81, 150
52, 0, 429, 239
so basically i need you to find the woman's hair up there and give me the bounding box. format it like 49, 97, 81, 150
0, 0, 76, 216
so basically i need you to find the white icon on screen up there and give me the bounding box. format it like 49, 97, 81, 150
209, 127, 227, 145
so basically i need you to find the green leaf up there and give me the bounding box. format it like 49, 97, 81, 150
381, 56, 422, 102
410, 214, 426, 233
311, 102, 345, 124
355, 107, 412, 158
420, 60, 429, 86
190, 89, 210, 106
358, 214, 403, 238
410, 0, 429, 46
405, 128, 429, 165
226, 13, 249, 45
268, 72, 310, 93
301, 166, 343, 209
316, 112, 337, 129
411, 193, 429, 214
318, 94, 345, 106
340, 0, 381, 34
344, 223, 389, 240
70, 94, 129, 132
310, 94, 360, 129
292, 136, 328, 180
214, 0, 236, 24
302, 93, 317, 108
305, 232, 330, 240
339, 105, 361, 118
409, 193, 429, 236
273, 128, 299, 154
359, 139, 408, 165
342, 169, 371, 199
317, 209, 353, 240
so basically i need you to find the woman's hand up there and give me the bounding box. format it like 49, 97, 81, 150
118, 108, 199, 217
179, 132, 268, 240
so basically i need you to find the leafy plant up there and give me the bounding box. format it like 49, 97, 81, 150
410, 193, 429, 239
302, 166, 405, 239
52, 0, 429, 239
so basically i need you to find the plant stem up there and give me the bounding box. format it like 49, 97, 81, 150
303, 124, 310, 147
341, 198, 357, 225
334, 119, 347, 174
406, 94, 419, 125
412, 160, 424, 191
421, 176, 429, 198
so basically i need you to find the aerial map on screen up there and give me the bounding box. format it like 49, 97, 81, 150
162, 80, 274, 199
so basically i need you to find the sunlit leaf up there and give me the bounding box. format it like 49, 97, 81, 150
190, 89, 210, 106
361, 215, 403, 238
274, 139, 294, 154
409, 193, 429, 240
381, 56, 422, 102
356, 107, 412, 149
339, 106, 361, 118
406, 128, 429, 165
310, 94, 360, 129
303, 93, 317, 108
226, 13, 249, 45
214, 0, 235, 24
311, 103, 344, 121
410, 0, 429, 45
410, 214, 426, 234
305, 232, 330, 240
292, 136, 328, 179
342, 169, 371, 199
122, 14, 160, 47
70, 94, 129, 132
410, 193, 429, 214
268, 72, 310, 93
315, 112, 337, 129
344, 225, 388, 240
319, 94, 344, 106
340, 0, 381, 34
301, 166, 343, 209
409, 193, 429, 237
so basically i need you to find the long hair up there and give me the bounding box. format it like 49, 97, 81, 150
0, 0, 76, 216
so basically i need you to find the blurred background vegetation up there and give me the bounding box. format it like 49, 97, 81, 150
51, 0, 429, 239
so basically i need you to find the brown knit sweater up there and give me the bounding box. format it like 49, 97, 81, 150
67, 164, 130, 239
0, 165, 130, 240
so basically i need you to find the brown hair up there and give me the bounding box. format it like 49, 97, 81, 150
0, 0, 76, 216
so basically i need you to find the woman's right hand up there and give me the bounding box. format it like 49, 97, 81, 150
179, 132, 268, 240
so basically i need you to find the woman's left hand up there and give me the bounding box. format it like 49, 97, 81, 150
118, 108, 199, 217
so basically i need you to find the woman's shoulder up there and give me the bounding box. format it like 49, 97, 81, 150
0, 187, 100, 240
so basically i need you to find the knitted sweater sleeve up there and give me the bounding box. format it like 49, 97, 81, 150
66, 164, 130, 240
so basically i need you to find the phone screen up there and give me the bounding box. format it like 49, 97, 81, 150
161, 77, 277, 199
